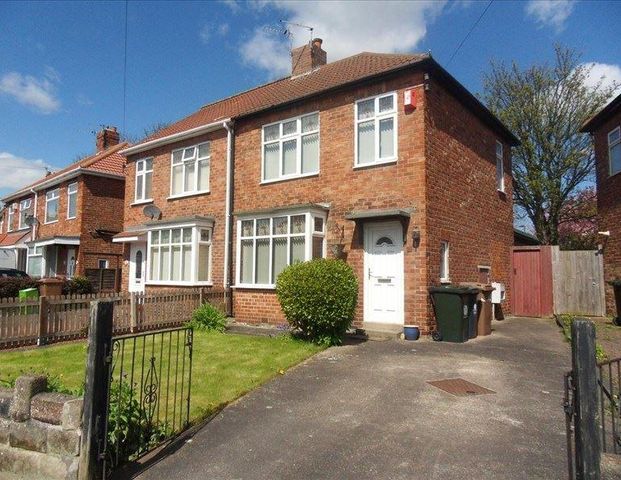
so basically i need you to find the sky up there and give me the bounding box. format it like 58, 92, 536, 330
0, 0, 620, 202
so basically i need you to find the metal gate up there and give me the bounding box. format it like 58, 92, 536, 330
103, 326, 193, 476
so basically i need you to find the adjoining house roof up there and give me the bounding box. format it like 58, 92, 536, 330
125, 52, 519, 154
0, 230, 31, 248
581, 92, 621, 133
514, 228, 541, 246
2, 142, 128, 203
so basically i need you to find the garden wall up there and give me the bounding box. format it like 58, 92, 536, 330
0, 375, 83, 479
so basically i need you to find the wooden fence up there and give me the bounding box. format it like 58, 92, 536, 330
0, 288, 226, 349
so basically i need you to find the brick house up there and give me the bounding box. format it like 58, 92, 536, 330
0, 127, 127, 288
116, 40, 517, 332
581, 92, 621, 315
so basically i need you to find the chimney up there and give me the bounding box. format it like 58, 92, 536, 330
291, 38, 327, 77
96, 126, 120, 152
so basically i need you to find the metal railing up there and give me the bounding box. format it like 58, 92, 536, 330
597, 357, 621, 455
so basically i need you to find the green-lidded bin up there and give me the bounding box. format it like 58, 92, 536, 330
19, 288, 39, 314
429, 286, 480, 342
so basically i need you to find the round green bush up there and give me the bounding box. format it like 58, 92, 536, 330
276, 259, 358, 346
62, 276, 93, 295
189, 303, 227, 332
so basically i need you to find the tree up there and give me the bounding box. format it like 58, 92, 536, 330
482, 46, 618, 244
558, 187, 597, 250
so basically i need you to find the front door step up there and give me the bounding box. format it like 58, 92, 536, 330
360, 322, 403, 340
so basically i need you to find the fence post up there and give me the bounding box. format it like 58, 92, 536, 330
78, 301, 114, 480
571, 318, 601, 480
130, 293, 137, 333
37, 295, 48, 346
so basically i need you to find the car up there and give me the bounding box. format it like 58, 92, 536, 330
0, 268, 31, 279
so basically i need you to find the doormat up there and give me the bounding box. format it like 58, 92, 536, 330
428, 378, 496, 396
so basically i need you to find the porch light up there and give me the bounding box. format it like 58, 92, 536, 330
412, 228, 421, 249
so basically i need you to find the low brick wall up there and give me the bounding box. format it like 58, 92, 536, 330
0, 375, 83, 479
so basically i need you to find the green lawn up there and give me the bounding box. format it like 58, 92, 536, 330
0, 331, 323, 422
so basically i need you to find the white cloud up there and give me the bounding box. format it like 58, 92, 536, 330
582, 62, 621, 94
0, 152, 51, 191
76, 93, 94, 106
200, 22, 230, 44
0, 68, 61, 114
525, 0, 575, 32
239, 0, 446, 77
221, 0, 241, 13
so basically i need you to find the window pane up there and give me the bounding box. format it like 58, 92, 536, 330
151, 231, 160, 245
313, 217, 324, 232
200, 229, 210, 242
357, 120, 375, 164
379, 95, 394, 113
183, 147, 195, 160
150, 247, 159, 280
609, 129, 621, 144
144, 171, 152, 198
497, 157, 504, 190
256, 218, 270, 236
145, 159, 153, 170
264, 124, 279, 142
312, 236, 323, 259
184, 162, 195, 192
171, 246, 181, 281
272, 237, 287, 283
68, 194, 77, 218
183, 245, 193, 281
27, 257, 42, 277
184, 228, 193, 243
136, 175, 144, 199
255, 239, 270, 284
172, 165, 183, 195
198, 244, 210, 281
137, 161, 144, 172
301, 133, 319, 174
496, 142, 503, 158
282, 139, 297, 175
357, 99, 375, 120
282, 120, 297, 136
198, 159, 209, 191
273, 216, 287, 235
611, 143, 621, 175
290, 215, 305, 234
47, 199, 59, 222
171, 228, 181, 243
290, 237, 305, 264
301, 113, 319, 132
241, 220, 253, 237
240, 240, 254, 283
379, 118, 394, 159
172, 150, 183, 164
161, 229, 170, 244
264, 143, 279, 180
160, 246, 170, 281
198, 143, 210, 158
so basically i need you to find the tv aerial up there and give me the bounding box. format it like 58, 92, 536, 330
262, 20, 314, 50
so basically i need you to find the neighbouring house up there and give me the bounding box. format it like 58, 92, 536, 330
0, 127, 127, 291
581, 92, 621, 315
514, 228, 541, 246
115, 39, 517, 332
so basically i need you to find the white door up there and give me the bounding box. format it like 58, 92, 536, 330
129, 242, 146, 293
364, 221, 404, 324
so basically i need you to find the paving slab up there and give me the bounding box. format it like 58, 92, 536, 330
135, 317, 570, 480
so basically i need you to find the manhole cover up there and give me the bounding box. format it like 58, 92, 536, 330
428, 378, 495, 396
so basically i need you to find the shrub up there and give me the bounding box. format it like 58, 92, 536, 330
0, 277, 39, 298
62, 276, 93, 295
276, 259, 358, 346
188, 303, 227, 332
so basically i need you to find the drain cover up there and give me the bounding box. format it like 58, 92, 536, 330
428, 378, 495, 396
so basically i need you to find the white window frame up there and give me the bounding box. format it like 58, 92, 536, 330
169, 141, 211, 198
235, 209, 327, 289
18, 198, 33, 230
0, 211, 3, 233
44, 189, 60, 224
146, 222, 213, 286
496, 141, 505, 192
26, 245, 44, 278
98, 259, 109, 269
261, 112, 320, 183
440, 241, 450, 283
7, 204, 15, 232
135, 158, 153, 203
608, 126, 621, 177
67, 182, 78, 219
354, 92, 398, 168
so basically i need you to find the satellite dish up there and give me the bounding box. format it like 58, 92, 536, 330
24, 215, 39, 227
143, 205, 161, 220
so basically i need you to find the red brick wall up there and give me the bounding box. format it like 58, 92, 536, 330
593, 110, 621, 315
425, 79, 514, 318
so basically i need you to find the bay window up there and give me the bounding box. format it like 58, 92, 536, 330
237, 210, 326, 287
355, 92, 397, 166
19, 198, 33, 229
135, 158, 153, 202
171, 142, 210, 196
147, 223, 212, 285
27, 245, 44, 278
67, 182, 78, 219
609, 127, 621, 176
45, 189, 59, 223
262, 112, 319, 182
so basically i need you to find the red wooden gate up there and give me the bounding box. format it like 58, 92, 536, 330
512, 246, 554, 317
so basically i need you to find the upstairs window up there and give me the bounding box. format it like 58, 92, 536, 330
171, 142, 210, 196
135, 158, 153, 202
262, 112, 319, 182
496, 141, 505, 192
67, 182, 78, 219
0, 212, 3, 233
7, 205, 15, 232
45, 189, 60, 224
609, 127, 621, 176
18, 198, 33, 229
355, 92, 397, 166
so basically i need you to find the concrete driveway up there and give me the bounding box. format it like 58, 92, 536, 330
134, 317, 570, 480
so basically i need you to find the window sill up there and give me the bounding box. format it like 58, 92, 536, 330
66, 216, 77, 221
145, 281, 213, 287
232, 284, 276, 290
44, 220, 58, 225
167, 191, 210, 201
440, 278, 451, 284
16, 227, 30, 231
260, 172, 319, 185
353, 158, 398, 170
131, 199, 154, 206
